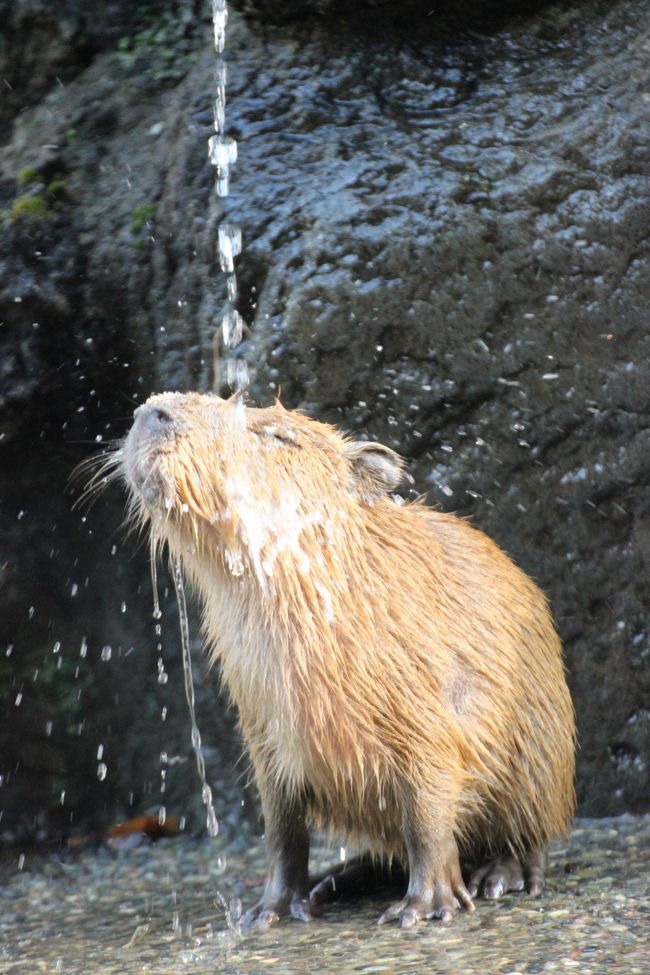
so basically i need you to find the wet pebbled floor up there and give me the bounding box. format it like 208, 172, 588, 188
0, 816, 647, 975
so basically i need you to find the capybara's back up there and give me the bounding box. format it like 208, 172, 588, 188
122, 392, 576, 927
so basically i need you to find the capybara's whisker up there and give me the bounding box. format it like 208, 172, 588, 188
71, 445, 124, 511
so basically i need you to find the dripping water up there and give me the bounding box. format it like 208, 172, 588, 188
150, 534, 218, 835
172, 557, 219, 837
150, 532, 162, 621
209, 0, 250, 397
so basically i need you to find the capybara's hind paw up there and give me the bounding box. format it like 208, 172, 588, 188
310, 873, 338, 908
309, 856, 405, 909
467, 850, 545, 900
378, 881, 474, 928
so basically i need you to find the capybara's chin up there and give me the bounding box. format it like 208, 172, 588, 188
120, 390, 576, 929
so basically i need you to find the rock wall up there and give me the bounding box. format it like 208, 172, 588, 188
1, 0, 648, 839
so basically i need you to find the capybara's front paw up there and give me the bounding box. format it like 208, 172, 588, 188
243, 893, 314, 931
378, 879, 474, 928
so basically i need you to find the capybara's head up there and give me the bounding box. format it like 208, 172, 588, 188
122, 392, 404, 578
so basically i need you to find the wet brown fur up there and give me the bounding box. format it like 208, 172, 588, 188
121, 392, 575, 903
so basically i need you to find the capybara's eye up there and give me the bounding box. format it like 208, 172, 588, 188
255, 424, 299, 447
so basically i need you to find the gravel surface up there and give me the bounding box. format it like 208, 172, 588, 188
1, 816, 647, 974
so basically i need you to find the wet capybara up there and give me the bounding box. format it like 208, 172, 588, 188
120, 391, 575, 928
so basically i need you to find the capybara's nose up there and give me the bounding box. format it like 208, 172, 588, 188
132, 403, 174, 436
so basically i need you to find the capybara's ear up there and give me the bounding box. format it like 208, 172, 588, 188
344, 441, 405, 501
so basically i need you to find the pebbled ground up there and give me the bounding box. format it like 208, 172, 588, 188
0, 816, 647, 975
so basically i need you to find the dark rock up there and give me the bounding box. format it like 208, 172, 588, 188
0, 0, 648, 839
234, 0, 554, 27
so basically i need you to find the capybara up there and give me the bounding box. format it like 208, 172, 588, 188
119, 391, 575, 928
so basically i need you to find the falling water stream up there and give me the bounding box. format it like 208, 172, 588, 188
149, 538, 220, 837
209, 0, 249, 396
172, 559, 220, 838
149, 0, 248, 842
149, 533, 161, 621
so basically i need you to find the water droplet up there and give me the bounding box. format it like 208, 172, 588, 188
101, 645, 112, 661
208, 135, 237, 196
218, 224, 242, 274
97, 762, 107, 781
226, 273, 237, 303
212, 0, 228, 53
221, 307, 244, 347
226, 359, 249, 391
214, 94, 225, 134
227, 897, 242, 922
225, 549, 245, 576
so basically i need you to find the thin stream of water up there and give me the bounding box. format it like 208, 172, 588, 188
209, 0, 250, 396
173, 557, 220, 837
149, 532, 162, 621
144, 0, 247, 847
149, 533, 219, 834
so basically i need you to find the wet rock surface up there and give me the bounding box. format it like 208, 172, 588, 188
0, 0, 203, 137
1, 817, 648, 974
0, 0, 649, 837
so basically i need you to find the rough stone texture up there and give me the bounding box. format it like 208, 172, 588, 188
0, 0, 196, 137
1, 0, 649, 838
1, 817, 649, 973
235, 0, 549, 26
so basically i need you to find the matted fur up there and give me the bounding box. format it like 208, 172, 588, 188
122, 391, 575, 865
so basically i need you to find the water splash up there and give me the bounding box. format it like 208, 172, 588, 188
209, 0, 249, 397
172, 557, 219, 837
